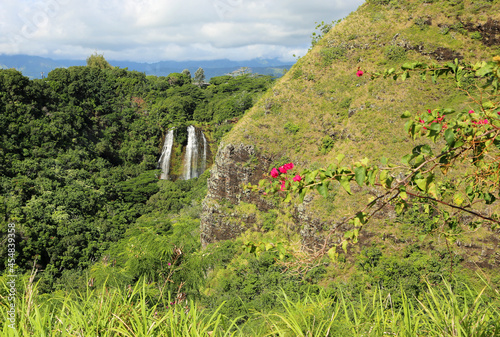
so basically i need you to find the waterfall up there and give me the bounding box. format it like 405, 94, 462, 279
182, 126, 208, 180
201, 131, 207, 174
158, 126, 208, 180
158, 128, 174, 179
183, 126, 197, 179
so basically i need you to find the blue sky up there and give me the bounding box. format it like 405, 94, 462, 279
0, 0, 365, 62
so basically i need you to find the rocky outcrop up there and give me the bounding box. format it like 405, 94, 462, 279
200, 142, 274, 247
200, 141, 355, 250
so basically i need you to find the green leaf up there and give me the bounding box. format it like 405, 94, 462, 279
381, 156, 388, 166
400, 111, 412, 118
339, 177, 351, 194
368, 168, 378, 186
420, 144, 433, 155
299, 188, 307, 202
413, 154, 425, 167
336, 153, 345, 164
453, 193, 464, 206
327, 247, 338, 262
475, 62, 494, 77
415, 178, 427, 191
306, 170, 319, 184
379, 169, 387, 184
444, 128, 455, 147
441, 108, 455, 115
429, 122, 442, 132
342, 240, 348, 253
317, 181, 329, 197
395, 201, 405, 214
354, 166, 366, 186
483, 192, 496, 205
427, 182, 439, 199
401, 154, 412, 165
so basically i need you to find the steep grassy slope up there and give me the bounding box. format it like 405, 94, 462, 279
201, 0, 500, 269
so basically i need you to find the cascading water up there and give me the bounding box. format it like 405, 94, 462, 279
158, 128, 174, 179
158, 126, 208, 180
183, 126, 198, 179
182, 125, 208, 179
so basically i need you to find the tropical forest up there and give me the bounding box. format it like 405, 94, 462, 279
1, 0, 500, 336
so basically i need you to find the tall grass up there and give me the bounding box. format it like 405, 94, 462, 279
0, 277, 240, 336
1, 276, 498, 336
256, 279, 500, 337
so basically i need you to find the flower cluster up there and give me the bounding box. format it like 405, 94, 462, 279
419, 109, 447, 130
269, 163, 302, 191
472, 119, 489, 125
466, 110, 491, 125
271, 163, 294, 177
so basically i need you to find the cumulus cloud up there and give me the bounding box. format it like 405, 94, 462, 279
0, 0, 364, 62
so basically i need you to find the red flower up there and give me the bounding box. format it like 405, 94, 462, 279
280, 180, 286, 191
293, 175, 302, 182
356, 70, 364, 77
279, 166, 287, 174
284, 162, 294, 170
271, 168, 279, 178
427, 109, 432, 114
469, 110, 475, 114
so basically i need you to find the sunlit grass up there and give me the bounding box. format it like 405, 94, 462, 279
2, 275, 498, 336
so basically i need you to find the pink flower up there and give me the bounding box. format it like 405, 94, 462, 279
356, 70, 363, 77
497, 111, 500, 116
168, 263, 171, 266
284, 162, 294, 170
270, 168, 279, 178
280, 180, 286, 191
419, 119, 425, 124
427, 109, 432, 114
469, 110, 475, 114
279, 166, 287, 174
293, 175, 302, 182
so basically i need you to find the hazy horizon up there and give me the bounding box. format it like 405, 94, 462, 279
0, 0, 365, 63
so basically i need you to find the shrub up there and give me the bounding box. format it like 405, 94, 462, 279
284, 122, 300, 134
384, 45, 407, 62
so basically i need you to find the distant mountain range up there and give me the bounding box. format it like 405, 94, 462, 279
0, 54, 294, 80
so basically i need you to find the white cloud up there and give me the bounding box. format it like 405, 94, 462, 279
0, 0, 365, 62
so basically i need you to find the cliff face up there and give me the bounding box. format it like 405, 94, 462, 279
201, 0, 500, 252
200, 143, 272, 247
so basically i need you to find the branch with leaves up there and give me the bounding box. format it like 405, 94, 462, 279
248, 56, 500, 262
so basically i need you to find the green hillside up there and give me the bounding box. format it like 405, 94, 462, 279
2, 0, 500, 335
203, 0, 500, 258
199, 0, 500, 328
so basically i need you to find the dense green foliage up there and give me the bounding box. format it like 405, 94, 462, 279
3, 0, 500, 335
0, 65, 273, 292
